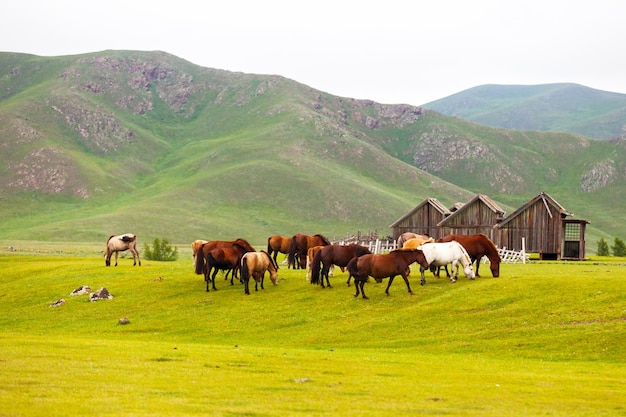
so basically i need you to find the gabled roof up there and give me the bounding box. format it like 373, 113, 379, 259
389, 198, 450, 227
437, 194, 506, 227
496, 192, 573, 228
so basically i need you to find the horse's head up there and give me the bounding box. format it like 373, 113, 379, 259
490, 261, 500, 277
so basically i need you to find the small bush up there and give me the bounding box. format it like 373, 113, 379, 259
596, 238, 609, 256
611, 237, 626, 257
144, 238, 178, 261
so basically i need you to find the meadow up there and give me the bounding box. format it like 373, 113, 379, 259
0, 242, 624, 416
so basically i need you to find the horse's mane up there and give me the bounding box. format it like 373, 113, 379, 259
478, 234, 500, 261
315, 234, 331, 245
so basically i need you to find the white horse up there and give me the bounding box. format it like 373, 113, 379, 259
417, 241, 474, 285
105, 234, 141, 266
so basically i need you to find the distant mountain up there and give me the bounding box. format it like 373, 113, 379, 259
422, 83, 626, 140
1, 51, 625, 250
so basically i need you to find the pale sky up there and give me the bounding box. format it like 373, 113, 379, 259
3, 0, 626, 105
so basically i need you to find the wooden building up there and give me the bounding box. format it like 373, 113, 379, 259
389, 198, 450, 240
437, 194, 506, 240
494, 192, 589, 260
390, 191, 588, 260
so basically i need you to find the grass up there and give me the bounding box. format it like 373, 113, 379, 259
0, 242, 624, 416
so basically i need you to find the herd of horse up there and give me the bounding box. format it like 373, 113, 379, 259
106, 231, 501, 298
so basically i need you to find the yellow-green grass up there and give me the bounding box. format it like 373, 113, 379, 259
0, 246, 624, 416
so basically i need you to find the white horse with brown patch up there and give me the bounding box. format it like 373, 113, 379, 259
105, 234, 141, 266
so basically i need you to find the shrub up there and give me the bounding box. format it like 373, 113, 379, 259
596, 238, 609, 256
144, 238, 178, 261
611, 237, 626, 257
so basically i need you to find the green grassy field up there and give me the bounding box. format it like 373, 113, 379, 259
0, 242, 624, 416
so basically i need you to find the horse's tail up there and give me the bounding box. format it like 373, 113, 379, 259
309, 249, 323, 284
346, 256, 359, 281
240, 254, 250, 282
267, 237, 272, 255
287, 236, 297, 268
194, 243, 206, 275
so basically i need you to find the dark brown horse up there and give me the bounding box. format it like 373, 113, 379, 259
240, 250, 279, 295
287, 233, 331, 269
194, 239, 256, 280
267, 235, 292, 264
105, 234, 141, 266
204, 243, 251, 291
437, 233, 501, 277
347, 248, 429, 299
310, 244, 372, 288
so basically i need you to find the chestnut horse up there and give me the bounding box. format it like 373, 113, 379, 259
347, 249, 429, 299
397, 232, 432, 248
267, 235, 292, 264
305, 245, 332, 281
194, 239, 256, 283
287, 233, 331, 269
204, 243, 251, 291
437, 234, 501, 278
310, 244, 372, 288
240, 250, 279, 295
105, 234, 141, 266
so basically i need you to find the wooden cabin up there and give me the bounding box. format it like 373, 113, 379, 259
437, 194, 506, 240
389, 198, 450, 240
390, 191, 588, 260
494, 192, 589, 260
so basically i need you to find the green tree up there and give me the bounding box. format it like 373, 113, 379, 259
596, 237, 609, 256
611, 237, 626, 257
144, 237, 178, 261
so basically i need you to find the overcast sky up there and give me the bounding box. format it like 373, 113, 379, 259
4, 0, 626, 105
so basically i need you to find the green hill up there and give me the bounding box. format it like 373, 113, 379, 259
1, 51, 625, 250
422, 83, 626, 140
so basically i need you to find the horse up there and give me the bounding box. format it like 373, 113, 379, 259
397, 232, 432, 248
105, 234, 141, 266
305, 245, 334, 281
347, 248, 430, 299
194, 238, 256, 278
402, 236, 435, 249
191, 239, 208, 265
240, 250, 279, 295
437, 233, 501, 277
267, 235, 292, 265
287, 233, 331, 269
310, 244, 372, 288
204, 243, 250, 291
417, 241, 475, 285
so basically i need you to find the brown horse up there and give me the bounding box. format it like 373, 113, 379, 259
305, 245, 332, 281
437, 234, 501, 277
347, 248, 429, 299
240, 250, 279, 295
310, 244, 372, 288
402, 236, 435, 249
287, 233, 331, 269
204, 243, 251, 291
105, 234, 141, 266
267, 235, 292, 264
194, 238, 256, 278
397, 232, 432, 248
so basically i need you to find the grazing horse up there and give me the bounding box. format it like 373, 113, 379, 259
310, 244, 372, 288
347, 249, 429, 299
305, 245, 334, 281
437, 233, 501, 277
204, 243, 250, 291
191, 239, 208, 265
287, 233, 331, 269
105, 234, 141, 266
267, 235, 292, 265
397, 232, 432, 248
402, 236, 435, 249
194, 238, 256, 278
417, 241, 475, 285
240, 251, 279, 295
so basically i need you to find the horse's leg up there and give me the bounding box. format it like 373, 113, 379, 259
385, 276, 396, 296
473, 258, 481, 277
420, 267, 427, 285
450, 261, 459, 282
211, 269, 219, 290
114, 251, 119, 267
400, 272, 413, 295
205, 268, 211, 292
